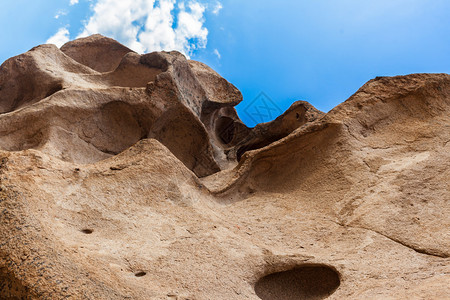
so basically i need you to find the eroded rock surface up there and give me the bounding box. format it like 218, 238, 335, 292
0, 36, 449, 299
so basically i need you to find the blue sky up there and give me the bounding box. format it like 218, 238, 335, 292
1, 0, 449, 126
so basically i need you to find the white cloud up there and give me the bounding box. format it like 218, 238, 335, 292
70, 0, 79, 5
213, 49, 221, 59
47, 27, 70, 47
55, 9, 68, 19
212, 2, 222, 15
138, 0, 177, 53
78, 0, 209, 56
172, 2, 208, 54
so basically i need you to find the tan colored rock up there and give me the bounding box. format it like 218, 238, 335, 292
0, 36, 449, 299
60, 34, 134, 72
232, 100, 324, 161
0, 44, 97, 113
0, 36, 245, 177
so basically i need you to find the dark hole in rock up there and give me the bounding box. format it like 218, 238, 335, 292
215, 116, 235, 144
45, 82, 64, 98
81, 229, 93, 234
236, 136, 281, 161
255, 265, 340, 300
135, 271, 146, 277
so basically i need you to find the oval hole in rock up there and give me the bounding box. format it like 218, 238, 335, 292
81, 229, 93, 234
255, 264, 340, 300
135, 271, 146, 277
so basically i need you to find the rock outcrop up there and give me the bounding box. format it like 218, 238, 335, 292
0, 35, 449, 299
60, 34, 134, 72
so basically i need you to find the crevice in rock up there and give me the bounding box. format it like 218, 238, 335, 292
328, 219, 448, 258
134, 271, 146, 277
44, 82, 64, 98
358, 226, 449, 258
236, 136, 284, 161
215, 116, 235, 145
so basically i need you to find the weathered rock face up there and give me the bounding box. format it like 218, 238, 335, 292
0, 35, 449, 300
60, 34, 134, 73
0, 35, 247, 177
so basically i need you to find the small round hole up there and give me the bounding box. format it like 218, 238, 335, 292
135, 271, 146, 277
81, 229, 93, 234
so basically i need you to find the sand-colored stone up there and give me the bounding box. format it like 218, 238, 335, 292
60, 34, 134, 73
0, 36, 449, 299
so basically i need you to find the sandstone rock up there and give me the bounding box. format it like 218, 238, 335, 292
0, 36, 246, 177
233, 100, 324, 161
60, 34, 134, 72
0, 44, 97, 113
0, 36, 449, 299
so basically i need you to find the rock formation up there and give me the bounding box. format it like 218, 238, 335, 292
0, 35, 449, 299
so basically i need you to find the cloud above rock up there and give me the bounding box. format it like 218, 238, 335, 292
78, 0, 209, 56
46, 27, 70, 47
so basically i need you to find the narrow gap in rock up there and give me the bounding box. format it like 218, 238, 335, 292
135, 271, 146, 277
